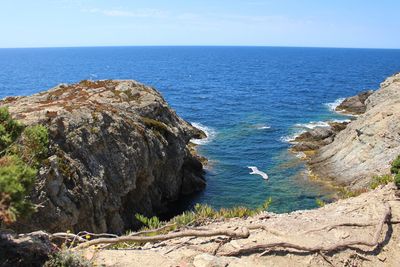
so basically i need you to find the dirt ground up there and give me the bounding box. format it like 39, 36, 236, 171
84, 183, 400, 267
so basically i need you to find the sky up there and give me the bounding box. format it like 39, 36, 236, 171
1, 0, 400, 49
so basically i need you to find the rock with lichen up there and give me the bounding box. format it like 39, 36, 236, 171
2, 80, 206, 234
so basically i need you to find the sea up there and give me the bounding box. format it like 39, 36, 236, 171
1, 46, 400, 213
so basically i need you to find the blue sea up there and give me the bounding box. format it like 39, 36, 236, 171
1, 46, 400, 213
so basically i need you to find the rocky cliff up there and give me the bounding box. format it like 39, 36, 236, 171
310, 73, 400, 188
2, 80, 206, 234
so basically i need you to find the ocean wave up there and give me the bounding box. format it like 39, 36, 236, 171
295, 121, 330, 129
295, 152, 307, 159
295, 118, 352, 130
324, 98, 345, 112
254, 124, 271, 130
191, 122, 217, 145
331, 118, 352, 123
280, 130, 306, 143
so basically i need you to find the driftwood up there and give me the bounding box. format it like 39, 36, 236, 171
221, 202, 391, 256
75, 227, 250, 249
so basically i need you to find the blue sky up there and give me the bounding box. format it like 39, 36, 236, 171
1, 0, 399, 48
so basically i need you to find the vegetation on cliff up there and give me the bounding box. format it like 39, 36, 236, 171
135, 198, 273, 232
369, 155, 400, 189
0, 107, 48, 224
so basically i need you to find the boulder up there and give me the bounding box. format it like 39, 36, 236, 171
0, 231, 54, 267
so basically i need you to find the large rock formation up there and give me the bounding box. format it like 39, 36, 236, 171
1, 80, 206, 234
310, 73, 400, 188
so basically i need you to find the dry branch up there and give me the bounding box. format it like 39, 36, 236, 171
128, 223, 176, 236
75, 227, 250, 249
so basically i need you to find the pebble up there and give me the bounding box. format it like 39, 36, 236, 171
377, 254, 386, 262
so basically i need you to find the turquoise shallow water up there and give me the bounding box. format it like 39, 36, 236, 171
1, 46, 400, 213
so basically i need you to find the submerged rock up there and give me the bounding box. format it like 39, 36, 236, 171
335, 90, 373, 115
2, 80, 206, 234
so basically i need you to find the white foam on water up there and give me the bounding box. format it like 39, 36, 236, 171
325, 98, 345, 112
295, 121, 330, 129
254, 124, 271, 130
282, 117, 353, 144
331, 118, 352, 123
295, 152, 307, 159
191, 122, 217, 145
280, 130, 306, 143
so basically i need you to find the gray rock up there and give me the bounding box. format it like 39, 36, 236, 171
336, 90, 374, 115
0, 231, 53, 267
2, 80, 206, 234
292, 122, 348, 152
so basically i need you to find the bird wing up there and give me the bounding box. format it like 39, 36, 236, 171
247, 166, 258, 174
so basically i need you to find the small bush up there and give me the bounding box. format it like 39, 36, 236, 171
315, 198, 326, 207
44, 250, 92, 267
395, 173, 400, 189
135, 213, 162, 229
218, 206, 252, 218
0, 155, 36, 223
0, 107, 24, 152
370, 174, 393, 189
337, 187, 365, 199
20, 125, 49, 165
171, 211, 196, 227
133, 197, 272, 234
194, 203, 217, 219
141, 117, 169, 136
391, 155, 400, 175
0, 107, 49, 224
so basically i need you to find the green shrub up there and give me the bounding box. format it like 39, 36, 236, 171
370, 174, 393, 189
44, 250, 92, 267
395, 173, 400, 189
134, 197, 272, 234
391, 155, 400, 175
171, 211, 196, 227
315, 198, 326, 207
218, 206, 253, 218
20, 125, 49, 165
0, 155, 36, 223
0, 107, 49, 224
194, 203, 217, 219
135, 213, 162, 229
0, 107, 24, 152
141, 117, 169, 136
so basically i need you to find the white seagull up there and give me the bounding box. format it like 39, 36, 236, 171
248, 166, 269, 180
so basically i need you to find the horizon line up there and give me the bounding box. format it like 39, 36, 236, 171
0, 44, 400, 50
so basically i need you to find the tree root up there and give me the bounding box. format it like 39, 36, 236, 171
75, 227, 250, 249
221, 202, 391, 256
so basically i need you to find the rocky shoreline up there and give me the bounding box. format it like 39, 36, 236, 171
289, 73, 400, 190
2, 74, 400, 266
